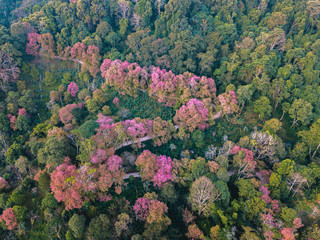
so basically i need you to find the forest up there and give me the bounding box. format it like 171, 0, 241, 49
0, 0, 320, 239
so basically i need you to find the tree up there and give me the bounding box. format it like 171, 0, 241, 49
0, 51, 19, 91
186, 224, 204, 239
289, 99, 313, 127
26, 33, 40, 56
78, 120, 99, 139
68, 214, 85, 239
189, 176, 220, 216
263, 118, 282, 134
174, 99, 209, 132
253, 96, 272, 119
86, 214, 111, 240
0, 177, 8, 191
16, 114, 30, 132
0, 112, 10, 133
136, 150, 157, 181
115, 213, 131, 237
44, 71, 56, 87
153, 155, 173, 188
0, 208, 17, 230
67, 82, 79, 98
298, 119, 320, 159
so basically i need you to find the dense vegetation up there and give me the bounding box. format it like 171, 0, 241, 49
1, 0, 320, 239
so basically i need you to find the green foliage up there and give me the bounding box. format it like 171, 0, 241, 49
78, 120, 99, 139
68, 214, 85, 239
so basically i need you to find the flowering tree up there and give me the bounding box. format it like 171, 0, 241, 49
67, 82, 79, 97
133, 197, 170, 226
186, 224, 204, 239
0, 51, 20, 91
113, 97, 120, 107
153, 155, 173, 188
71, 42, 86, 60
0, 208, 18, 230
50, 161, 86, 210
136, 151, 173, 187
59, 104, 78, 124
149, 67, 178, 106
51, 155, 124, 210
38, 33, 55, 58
91, 149, 107, 164
7, 114, 17, 130
259, 186, 271, 204
152, 117, 175, 146
179, 74, 216, 104
101, 59, 148, 96
231, 146, 256, 178
82, 45, 101, 77
136, 150, 157, 181
26, 33, 40, 56
133, 197, 150, 220
217, 91, 239, 115
174, 99, 209, 132
0, 176, 9, 191
18, 108, 28, 116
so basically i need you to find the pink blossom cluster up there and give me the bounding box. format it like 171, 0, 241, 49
113, 97, 120, 106
186, 75, 216, 100
59, 104, 78, 124
96, 113, 114, 129
50, 156, 124, 210
133, 197, 150, 220
122, 119, 153, 139
0, 176, 8, 190
67, 82, 79, 97
91, 149, 107, 164
100, 59, 217, 105
218, 91, 239, 115
26, 32, 40, 56
260, 186, 271, 204
7, 114, 17, 130
153, 155, 173, 187
107, 155, 123, 172
0, 208, 17, 230
149, 67, 178, 106
100, 59, 148, 95
174, 98, 209, 132
18, 108, 28, 116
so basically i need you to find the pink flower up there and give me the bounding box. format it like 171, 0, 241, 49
67, 82, 79, 97
107, 155, 123, 172
133, 198, 150, 220
0, 177, 9, 190
18, 108, 28, 116
113, 97, 119, 106
0, 208, 17, 230
153, 155, 173, 188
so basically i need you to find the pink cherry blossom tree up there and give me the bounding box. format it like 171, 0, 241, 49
67, 82, 79, 97
26, 33, 40, 56
0, 208, 18, 230
174, 99, 209, 132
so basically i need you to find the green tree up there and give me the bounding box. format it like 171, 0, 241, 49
68, 214, 85, 239
263, 118, 282, 134
78, 120, 99, 139
86, 214, 111, 240
44, 71, 56, 87
0, 112, 10, 132
253, 96, 272, 119
16, 115, 31, 132
289, 99, 313, 127
298, 119, 320, 159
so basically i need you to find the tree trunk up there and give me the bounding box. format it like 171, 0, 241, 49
312, 143, 320, 159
